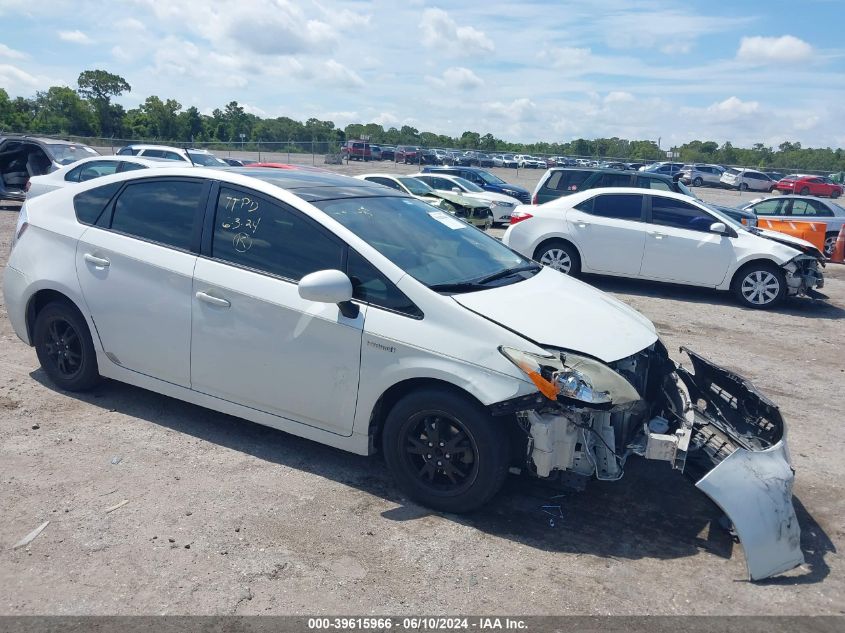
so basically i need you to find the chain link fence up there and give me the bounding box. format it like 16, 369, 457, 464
7, 133, 838, 177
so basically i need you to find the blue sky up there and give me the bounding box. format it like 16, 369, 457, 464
1, 0, 843, 148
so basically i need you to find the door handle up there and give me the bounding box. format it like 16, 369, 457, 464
83, 253, 110, 267
195, 291, 231, 308
576, 221, 590, 228
650, 232, 667, 239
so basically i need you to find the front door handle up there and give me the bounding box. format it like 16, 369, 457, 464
650, 232, 667, 239
576, 221, 590, 228
195, 291, 230, 308
83, 253, 110, 267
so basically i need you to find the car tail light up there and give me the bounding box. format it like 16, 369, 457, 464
510, 211, 533, 225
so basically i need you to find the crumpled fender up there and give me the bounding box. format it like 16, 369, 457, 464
695, 440, 804, 580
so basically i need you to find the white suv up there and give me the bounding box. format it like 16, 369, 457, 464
720, 168, 777, 192
3, 168, 803, 580
503, 188, 824, 309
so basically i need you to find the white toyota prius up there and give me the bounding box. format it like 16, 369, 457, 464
4, 167, 803, 580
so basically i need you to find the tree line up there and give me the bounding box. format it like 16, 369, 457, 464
1, 69, 844, 171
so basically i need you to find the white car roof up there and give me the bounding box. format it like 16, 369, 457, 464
547, 186, 695, 207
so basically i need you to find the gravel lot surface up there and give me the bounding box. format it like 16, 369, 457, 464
1, 165, 843, 615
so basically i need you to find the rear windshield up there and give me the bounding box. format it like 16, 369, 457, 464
47, 143, 99, 165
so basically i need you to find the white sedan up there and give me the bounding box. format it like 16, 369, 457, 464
26, 155, 187, 198
410, 172, 521, 224
3, 167, 803, 580
503, 188, 824, 309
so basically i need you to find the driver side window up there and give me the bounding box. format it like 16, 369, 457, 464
650, 197, 715, 232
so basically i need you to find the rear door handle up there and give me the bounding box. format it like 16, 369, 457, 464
195, 291, 231, 308
83, 253, 110, 267
650, 232, 667, 239
576, 221, 590, 228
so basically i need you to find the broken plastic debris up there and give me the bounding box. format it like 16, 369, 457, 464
104, 499, 129, 514
110, 456, 122, 465
12, 521, 49, 549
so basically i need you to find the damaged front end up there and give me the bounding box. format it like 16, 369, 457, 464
494, 343, 804, 580
783, 254, 825, 298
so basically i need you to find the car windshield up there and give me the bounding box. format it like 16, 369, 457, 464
452, 177, 484, 192
675, 180, 699, 200
187, 151, 227, 166
699, 202, 746, 231
314, 196, 530, 290
476, 171, 506, 185
47, 143, 99, 165
398, 177, 435, 196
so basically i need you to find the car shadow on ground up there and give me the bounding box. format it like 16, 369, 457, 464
585, 274, 845, 320
33, 370, 835, 584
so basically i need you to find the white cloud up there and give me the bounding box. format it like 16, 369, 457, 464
0, 63, 40, 89
602, 11, 746, 55
428, 66, 484, 90
58, 29, 93, 44
484, 98, 536, 122
372, 112, 399, 127
707, 96, 760, 117
420, 8, 493, 55
604, 91, 634, 104
0, 43, 26, 59
737, 35, 813, 64
320, 59, 365, 89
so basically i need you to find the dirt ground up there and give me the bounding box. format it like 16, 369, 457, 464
1, 169, 843, 616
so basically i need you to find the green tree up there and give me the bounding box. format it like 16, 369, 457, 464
142, 96, 182, 139
77, 69, 131, 136
31, 86, 96, 135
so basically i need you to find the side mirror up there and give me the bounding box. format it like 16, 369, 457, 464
709, 222, 727, 234
298, 270, 358, 318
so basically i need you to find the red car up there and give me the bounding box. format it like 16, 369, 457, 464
776, 175, 842, 198
341, 140, 372, 161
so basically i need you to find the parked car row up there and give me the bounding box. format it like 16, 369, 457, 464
4, 164, 805, 581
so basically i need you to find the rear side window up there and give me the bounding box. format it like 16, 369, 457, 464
640, 177, 672, 191
586, 194, 643, 220
110, 180, 204, 250
365, 176, 402, 191
347, 250, 421, 318
751, 199, 784, 215
117, 148, 136, 156
73, 182, 122, 225
790, 200, 830, 217
650, 197, 714, 232
118, 161, 147, 173
212, 187, 343, 281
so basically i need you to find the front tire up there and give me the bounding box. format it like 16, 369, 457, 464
693, 177, 703, 187
33, 301, 100, 391
535, 240, 581, 276
731, 263, 786, 309
739, 183, 748, 191
824, 232, 839, 257
800, 187, 810, 195
382, 389, 509, 513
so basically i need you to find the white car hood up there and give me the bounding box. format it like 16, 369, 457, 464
466, 191, 520, 205
451, 268, 658, 363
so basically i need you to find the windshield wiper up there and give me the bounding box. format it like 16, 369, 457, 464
429, 281, 487, 293
475, 263, 541, 285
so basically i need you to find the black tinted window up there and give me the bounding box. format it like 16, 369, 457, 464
73, 182, 122, 225
366, 176, 402, 191
597, 173, 632, 187
651, 197, 714, 232
117, 148, 134, 156
118, 161, 146, 172
143, 149, 165, 158
110, 180, 204, 249
347, 250, 421, 317
546, 170, 592, 191
640, 177, 672, 191
212, 187, 343, 281
588, 194, 643, 220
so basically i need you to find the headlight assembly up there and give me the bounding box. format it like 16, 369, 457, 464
499, 346, 641, 408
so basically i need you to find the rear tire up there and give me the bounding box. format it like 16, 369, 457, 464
382, 388, 509, 513
693, 177, 703, 187
800, 187, 810, 195
33, 301, 100, 391
535, 240, 581, 276
731, 263, 786, 309
739, 183, 748, 191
